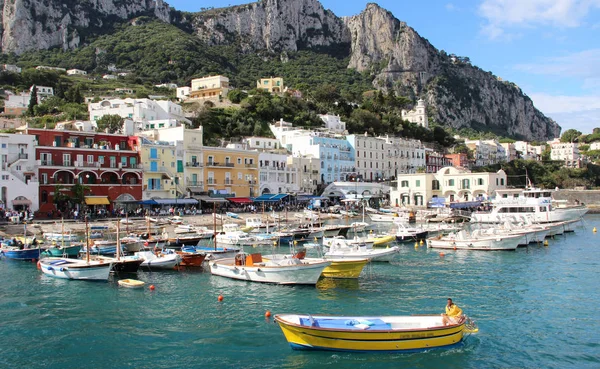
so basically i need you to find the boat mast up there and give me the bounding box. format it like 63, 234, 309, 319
116, 219, 121, 261
213, 202, 217, 250
61, 217, 65, 248
85, 216, 90, 263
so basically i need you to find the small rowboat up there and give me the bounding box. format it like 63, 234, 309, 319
118, 279, 145, 289
275, 313, 471, 352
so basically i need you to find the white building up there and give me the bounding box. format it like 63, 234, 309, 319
88, 98, 191, 130
550, 141, 581, 167
465, 139, 502, 166
103, 74, 117, 80
4, 93, 30, 115
234, 137, 299, 195
176, 87, 191, 100
514, 141, 543, 161
346, 134, 426, 181
390, 166, 507, 208
589, 142, 600, 151
31, 85, 54, 101
500, 142, 517, 162
319, 114, 348, 134
67, 69, 87, 76
155, 83, 178, 89
401, 99, 428, 128
36, 66, 66, 73
2, 64, 21, 73
0, 133, 39, 211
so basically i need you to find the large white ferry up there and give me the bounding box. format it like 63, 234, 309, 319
470, 188, 588, 224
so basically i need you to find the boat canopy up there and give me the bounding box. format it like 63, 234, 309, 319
449, 201, 482, 209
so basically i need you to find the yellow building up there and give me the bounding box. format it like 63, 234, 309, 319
140, 140, 180, 200
202, 147, 259, 197
190, 75, 230, 99
257, 77, 284, 93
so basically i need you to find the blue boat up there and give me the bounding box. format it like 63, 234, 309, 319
1, 247, 42, 260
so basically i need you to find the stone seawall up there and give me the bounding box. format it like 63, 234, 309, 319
554, 190, 600, 214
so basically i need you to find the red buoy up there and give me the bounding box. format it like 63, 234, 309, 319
265, 310, 271, 318
149, 285, 155, 291
439, 252, 445, 257
36, 260, 41, 270
218, 294, 224, 302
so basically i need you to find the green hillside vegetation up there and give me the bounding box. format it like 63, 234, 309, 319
0, 20, 510, 146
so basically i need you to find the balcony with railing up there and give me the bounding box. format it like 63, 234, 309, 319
206, 178, 217, 185
245, 163, 256, 168
207, 161, 235, 168
186, 162, 203, 168
187, 180, 203, 187
224, 179, 234, 185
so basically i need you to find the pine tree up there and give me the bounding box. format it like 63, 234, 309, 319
27, 85, 38, 116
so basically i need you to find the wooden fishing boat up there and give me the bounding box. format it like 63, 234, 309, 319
175, 251, 206, 267
39, 257, 113, 280
117, 279, 145, 289
42, 244, 82, 258
275, 313, 468, 352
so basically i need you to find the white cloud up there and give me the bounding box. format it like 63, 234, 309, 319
479, 0, 600, 39
445, 3, 456, 11
515, 49, 600, 89
548, 109, 600, 133
530, 93, 600, 114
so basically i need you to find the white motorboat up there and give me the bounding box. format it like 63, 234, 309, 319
216, 224, 262, 246
124, 250, 181, 270
324, 238, 399, 262
209, 252, 330, 285
43, 232, 78, 243
369, 213, 398, 222
186, 245, 240, 261
427, 229, 525, 251
245, 217, 270, 233
393, 223, 429, 242
323, 236, 374, 249
39, 257, 113, 280
470, 187, 588, 224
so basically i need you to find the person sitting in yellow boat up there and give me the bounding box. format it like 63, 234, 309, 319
441, 298, 463, 326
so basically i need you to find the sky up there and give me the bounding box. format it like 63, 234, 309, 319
167, 0, 600, 135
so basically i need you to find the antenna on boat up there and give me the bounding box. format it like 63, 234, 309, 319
213, 202, 217, 251
116, 218, 121, 261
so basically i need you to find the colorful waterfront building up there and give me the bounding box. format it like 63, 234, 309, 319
27, 127, 142, 214
138, 137, 179, 200
202, 146, 259, 198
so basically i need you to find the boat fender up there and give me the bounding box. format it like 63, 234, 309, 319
60, 267, 65, 271
47, 266, 53, 271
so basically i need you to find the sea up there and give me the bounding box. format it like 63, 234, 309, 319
1, 215, 600, 369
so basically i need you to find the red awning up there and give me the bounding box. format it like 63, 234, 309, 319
227, 197, 253, 204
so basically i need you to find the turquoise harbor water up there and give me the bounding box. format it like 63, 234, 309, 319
1, 216, 600, 369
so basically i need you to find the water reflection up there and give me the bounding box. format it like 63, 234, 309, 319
317, 277, 360, 291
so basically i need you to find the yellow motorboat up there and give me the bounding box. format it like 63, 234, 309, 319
117, 279, 146, 289
275, 313, 468, 352
371, 234, 396, 247
319, 258, 369, 279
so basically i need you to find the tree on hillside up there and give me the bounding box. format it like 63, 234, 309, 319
27, 85, 38, 116
97, 114, 124, 133
560, 129, 582, 143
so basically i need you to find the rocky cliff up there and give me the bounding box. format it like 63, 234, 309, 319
189, 0, 348, 52
0, 0, 171, 54
0, 0, 561, 140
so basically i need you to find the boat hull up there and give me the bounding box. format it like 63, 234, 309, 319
1, 248, 42, 260
40, 258, 112, 280
427, 234, 522, 251
275, 314, 465, 352
42, 245, 81, 258
209, 258, 330, 285
321, 259, 369, 279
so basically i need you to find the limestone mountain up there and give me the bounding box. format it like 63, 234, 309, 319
0, 0, 561, 140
